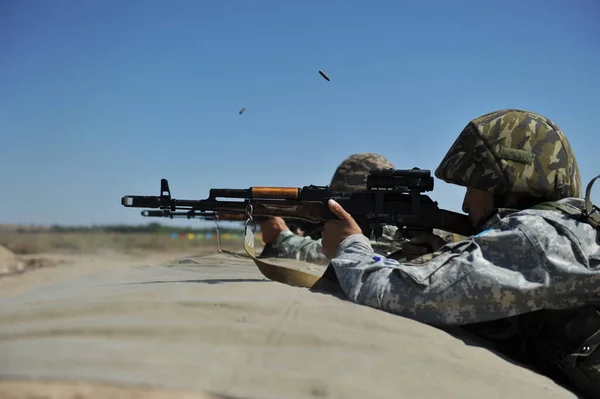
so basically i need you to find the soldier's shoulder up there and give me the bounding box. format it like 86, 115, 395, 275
488, 198, 596, 248
503, 198, 588, 230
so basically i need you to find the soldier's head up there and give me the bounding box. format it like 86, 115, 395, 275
435, 109, 581, 228
330, 153, 395, 192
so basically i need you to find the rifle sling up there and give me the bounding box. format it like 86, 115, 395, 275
243, 224, 323, 288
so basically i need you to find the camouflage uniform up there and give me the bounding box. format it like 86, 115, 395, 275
328, 110, 600, 397
269, 153, 407, 265
331, 197, 598, 325
329, 110, 592, 323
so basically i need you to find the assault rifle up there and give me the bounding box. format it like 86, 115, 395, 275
121, 168, 476, 239
140, 210, 323, 240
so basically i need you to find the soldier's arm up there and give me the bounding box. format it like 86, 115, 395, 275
329, 214, 596, 326
272, 225, 460, 266
272, 231, 329, 265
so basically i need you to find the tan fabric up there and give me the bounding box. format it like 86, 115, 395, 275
0, 380, 227, 399
0, 253, 577, 398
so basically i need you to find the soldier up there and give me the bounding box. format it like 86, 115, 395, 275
320, 109, 599, 397
259, 153, 413, 265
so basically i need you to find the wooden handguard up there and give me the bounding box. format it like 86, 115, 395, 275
215, 212, 247, 221
250, 187, 299, 200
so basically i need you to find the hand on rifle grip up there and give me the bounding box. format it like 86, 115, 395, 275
401, 231, 447, 257
321, 200, 362, 259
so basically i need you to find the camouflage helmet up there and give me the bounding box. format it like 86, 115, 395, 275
330, 153, 395, 192
435, 109, 582, 199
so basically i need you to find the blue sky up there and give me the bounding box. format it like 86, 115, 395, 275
1, 0, 598, 228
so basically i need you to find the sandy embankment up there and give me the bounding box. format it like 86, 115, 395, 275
0, 248, 579, 399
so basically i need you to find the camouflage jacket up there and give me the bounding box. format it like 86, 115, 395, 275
329, 198, 600, 326
269, 227, 459, 266
271, 225, 406, 266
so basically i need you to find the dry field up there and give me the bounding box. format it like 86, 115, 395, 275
0, 230, 257, 256
0, 228, 264, 283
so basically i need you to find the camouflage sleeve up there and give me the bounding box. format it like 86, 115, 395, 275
369, 225, 405, 256
272, 230, 329, 265
270, 225, 405, 266
330, 213, 600, 326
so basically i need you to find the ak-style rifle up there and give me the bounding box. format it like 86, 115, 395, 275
121, 168, 475, 238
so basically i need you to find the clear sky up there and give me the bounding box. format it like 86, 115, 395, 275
1, 0, 598, 228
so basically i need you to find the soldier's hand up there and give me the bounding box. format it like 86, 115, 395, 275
402, 232, 447, 256
258, 217, 289, 244
322, 199, 362, 259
